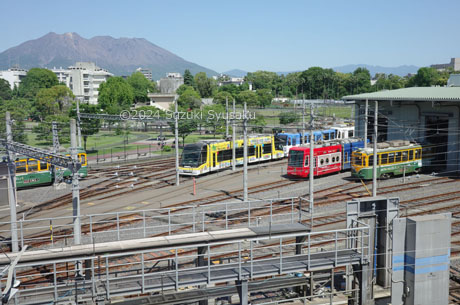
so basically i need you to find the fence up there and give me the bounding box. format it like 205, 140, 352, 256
0, 197, 308, 250
13, 222, 370, 305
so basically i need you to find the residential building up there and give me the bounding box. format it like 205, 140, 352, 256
0, 66, 27, 89
430, 57, 460, 71
135, 67, 152, 81
147, 93, 178, 111
159, 73, 184, 94
51, 62, 113, 104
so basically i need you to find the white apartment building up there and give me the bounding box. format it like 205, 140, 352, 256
52, 62, 113, 104
0, 67, 27, 89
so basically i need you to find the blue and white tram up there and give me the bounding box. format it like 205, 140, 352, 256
278, 129, 338, 157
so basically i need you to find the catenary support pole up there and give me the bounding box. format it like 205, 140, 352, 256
232, 99, 236, 171
364, 99, 368, 149
225, 97, 229, 138
52, 121, 60, 184
175, 99, 180, 186
76, 98, 82, 148
372, 101, 378, 197
309, 104, 314, 229
5, 112, 19, 253
243, 102, 248, 202
302, 95, 305, 145
70, 119, 81, 246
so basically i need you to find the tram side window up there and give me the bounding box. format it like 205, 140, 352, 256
380, 153, 388, 165
201, 147, 208, 164
236, 147, 244, 158
409, 150, 413, 160
352, 154, 362, 166
262, 144, 272, 154
388, 153, 395, 164
395, 151, 402, 163
324, 133, 330, 141
415, 149, 421, 159
16, 160, 27, 173
344, 152, 349, 163
402, 151, 408, 162
249, 146, 256, 156
304, 156, 309, 166
368, 154, 373, 166
27, 159, 38, 172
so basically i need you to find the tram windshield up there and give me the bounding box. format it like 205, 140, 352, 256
180, 146, 202, 167
352, 153, 363, 166
288, 150, 304, 167
274, 135, 285, 150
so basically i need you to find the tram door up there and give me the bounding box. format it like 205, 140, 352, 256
425, 116, 448, 170
213, 152, 218, 168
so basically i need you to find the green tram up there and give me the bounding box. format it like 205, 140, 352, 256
14, 149, 88, 188
351, 141, 422, 180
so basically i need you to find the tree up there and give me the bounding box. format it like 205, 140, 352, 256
184, 69, 195, 87
249, 114, 266, 133
168, 111, 198, 146
236, 90, 258, 106
279, 111, 300, 125
256, 89, 273, 108
0, 99, 29, 143
18, 68, 58, 99
194, 72, 216, 98
408, 67, 441, 87
127, 72, 156, 104
33, 115, 70, 145
213, 91, 234, 105
176, 84, 195, 96
245, 71, 279, 90
69, 103, 101, 150
177, 87, 202, 109
203, 104, 225, 137
217, 84, 242, 98
352, 68, 371, 93
34, 85, 74, 121
98, 77, 134, 114
0, 79, 12, 100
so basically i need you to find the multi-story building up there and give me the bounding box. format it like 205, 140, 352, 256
51, 62, 113, 104
430, 57, 460, 71
159, 73, 184, 94
0, 66, 27, 89
135, 67, 152, 81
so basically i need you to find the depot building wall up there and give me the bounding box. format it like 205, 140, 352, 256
353, 100, 460, 175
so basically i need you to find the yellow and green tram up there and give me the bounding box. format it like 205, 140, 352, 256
351, 141, 422, 180
179, 135, 284, 175
14, 149, 88, 188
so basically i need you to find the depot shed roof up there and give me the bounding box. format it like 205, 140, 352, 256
342, 87, 460, 102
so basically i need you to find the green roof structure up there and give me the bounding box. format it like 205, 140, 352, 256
342, 87, 460, 102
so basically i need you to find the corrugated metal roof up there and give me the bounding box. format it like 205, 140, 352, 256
342, 87, 460, 102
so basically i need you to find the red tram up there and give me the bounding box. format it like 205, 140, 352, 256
287, 144, 342, 178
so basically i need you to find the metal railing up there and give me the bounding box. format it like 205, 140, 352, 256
0, 197, 305, 250
12, 224, 370, 304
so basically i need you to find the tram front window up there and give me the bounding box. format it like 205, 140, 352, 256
180, 147, 201, 167
288, 150, 304, 167
352, 154, 363, 166
275, 135, 286, 150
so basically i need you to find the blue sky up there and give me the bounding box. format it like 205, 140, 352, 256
1, 0, 459, 73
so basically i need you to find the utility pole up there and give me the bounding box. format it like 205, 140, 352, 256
76, 98, 82, 148
243, 102, 248, 202
175, 99, 180, 186
364, 99, 368, 149
70, 119, 81, 246
372, 101, 378, 197
232, 99, 236, 171
52, 122, 59, 153
5, 112, 18, 253
309, 105, 314, 229
302, 95, 306, 145
225, 97, 229, 138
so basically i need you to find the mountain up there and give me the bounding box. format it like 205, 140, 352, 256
222, 69, 248, 78
0, 32, 218, 79
332, 64, 420, 77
